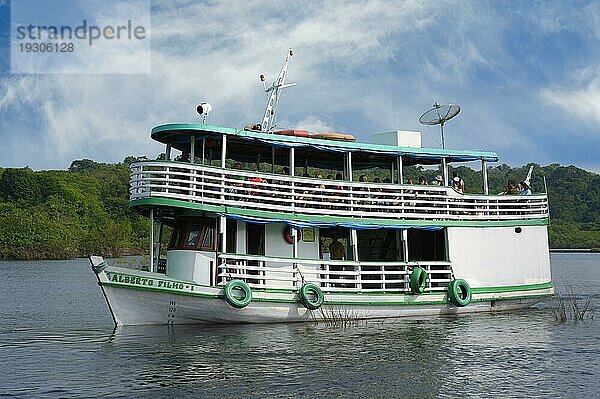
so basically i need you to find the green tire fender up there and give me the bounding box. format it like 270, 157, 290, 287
299, 283, 324, 310
224, 279, 252, 308
448, 279, 471, 307
409, 267, 428, 294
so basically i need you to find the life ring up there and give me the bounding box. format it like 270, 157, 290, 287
448, 279, 471, 307
409, 267, 427, 294
283, 226, 301, 245
299, 283, 324, 310
224, 280, 252, 308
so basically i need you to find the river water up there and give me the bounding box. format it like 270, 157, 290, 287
1, 254, 599, 398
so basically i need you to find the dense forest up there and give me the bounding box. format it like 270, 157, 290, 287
0, 158, 598, 260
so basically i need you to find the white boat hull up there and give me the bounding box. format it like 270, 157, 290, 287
94, 264, 553, 326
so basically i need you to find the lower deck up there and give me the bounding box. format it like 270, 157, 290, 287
158, 214, 552, 295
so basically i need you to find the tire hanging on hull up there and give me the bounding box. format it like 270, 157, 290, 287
448, 279, 471, 307
299, 283, 324, 310
409, 267, 428, 294
224, 280, 252, 308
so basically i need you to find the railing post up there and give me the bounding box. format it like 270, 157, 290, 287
347, 152, 354, 212
397, 155, 403, 184
482, 159, 489, 215
190, 135, 196, 163
149, 208, 154, 273
290, 147, 295, 211
155, 221, 163, 271
221, 134, 227, 201
402, 230, 409, 262
165, 165, 170, 194
442, 158, 448, 186
190, 136, 196, 197
482, 160, 489, 195
292, 227, 299, 288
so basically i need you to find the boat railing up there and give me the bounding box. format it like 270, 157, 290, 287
130, 161, 549, 222
217, 253, 452, 293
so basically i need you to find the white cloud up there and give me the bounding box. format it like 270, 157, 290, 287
540, 69, 600, 133
1, 0, 598, 170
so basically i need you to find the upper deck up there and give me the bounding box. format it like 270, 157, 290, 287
151, 123, 500, 164
129, 123, 549, 228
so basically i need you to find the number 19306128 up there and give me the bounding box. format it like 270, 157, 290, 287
19, 42, 74, 52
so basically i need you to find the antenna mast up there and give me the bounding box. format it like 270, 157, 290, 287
260, 49, 296, 133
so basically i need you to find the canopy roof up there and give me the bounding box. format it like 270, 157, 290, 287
151, 123, 499, 165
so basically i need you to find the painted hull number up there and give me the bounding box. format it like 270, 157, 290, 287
167, 300, 177, 325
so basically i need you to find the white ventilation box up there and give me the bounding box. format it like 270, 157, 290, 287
372, 130, 421, 148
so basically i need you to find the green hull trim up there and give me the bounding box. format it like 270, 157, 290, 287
129, 197, 550, 228
102, 269, 553, 306
471, 281, 553, 294
103, 280, 553, 306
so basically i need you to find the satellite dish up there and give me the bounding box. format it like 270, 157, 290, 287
419, 103, 461, 149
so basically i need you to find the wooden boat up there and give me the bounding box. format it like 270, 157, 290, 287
91, 50, 552, 326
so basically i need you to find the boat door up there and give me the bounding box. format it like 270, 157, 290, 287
246, 223, 265, 283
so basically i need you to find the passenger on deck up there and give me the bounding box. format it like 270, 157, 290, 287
450, 172, 464, 190
335, 173, 344, 191
247, 169, 266, 198
315, 173, 326, 207
373, 177, 382, 193
176, 152, 190, 162
272, 166, 290, 195
329, 237, 346, 260
519, 181, 532, 195
500, 180, 519, 195
452, 177, 464, 194
296, 173, 311, 207
227, 162, 245, 200
358, 175, 370, 210
431, 175, 443, 186
418, 176, 428, 185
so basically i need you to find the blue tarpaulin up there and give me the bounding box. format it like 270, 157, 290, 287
218, 213, 443, 231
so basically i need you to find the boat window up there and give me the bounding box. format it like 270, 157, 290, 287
186, 225, 202, 247
358, 229, 402, 261
226, 220, 237, 253
168, 218, 217, 251
169, 223, 185, 248
200, 223, 215, 250
407, 229, 447, 261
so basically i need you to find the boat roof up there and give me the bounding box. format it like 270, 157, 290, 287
151, 123, 499, 164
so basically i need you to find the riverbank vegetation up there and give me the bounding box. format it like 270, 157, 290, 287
0, 159, 597, 260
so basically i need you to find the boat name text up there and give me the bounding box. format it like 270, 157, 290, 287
106, 273, 187, 290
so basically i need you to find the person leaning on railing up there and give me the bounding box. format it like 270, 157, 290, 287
247, 169, 267, 199
519, 181, 532, 195
315, 173, 326, 208
358, 175, 370, 211
499, 180, 520, 195
227, 162, 245, 201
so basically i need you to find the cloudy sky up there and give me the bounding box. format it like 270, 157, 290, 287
1, 0, 599, 172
